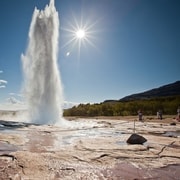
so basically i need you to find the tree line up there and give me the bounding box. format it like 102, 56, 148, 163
63, 96, 180, 117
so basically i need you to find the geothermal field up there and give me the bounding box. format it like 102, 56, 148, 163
0, 114, 180, 179
0, 0, 179, 179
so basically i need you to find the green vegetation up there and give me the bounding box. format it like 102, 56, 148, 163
63, 96, 180, 117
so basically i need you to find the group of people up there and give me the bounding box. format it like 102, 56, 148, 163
137, 106, 180, 121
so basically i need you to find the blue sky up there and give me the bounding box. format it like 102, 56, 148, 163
0, 0, 180, 104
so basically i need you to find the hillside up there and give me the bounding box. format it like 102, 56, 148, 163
119, 81, 180, 102
64, 81, 180, 116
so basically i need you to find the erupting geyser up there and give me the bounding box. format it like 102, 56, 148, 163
22, 0, 63, 124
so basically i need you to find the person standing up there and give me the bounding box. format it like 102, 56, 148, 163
138, 109, 143, 121
157, 109, 162, 120
177, 106, 180, 121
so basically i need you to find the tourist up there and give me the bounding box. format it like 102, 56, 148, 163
157, 109, 162, 120
157, 111, 159, 119
177, 106, 180, 121
138, 109, 143, 121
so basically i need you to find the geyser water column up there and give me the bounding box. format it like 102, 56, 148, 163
22, 0, 63, 124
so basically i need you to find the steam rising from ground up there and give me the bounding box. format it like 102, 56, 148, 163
22, 0, 63, 124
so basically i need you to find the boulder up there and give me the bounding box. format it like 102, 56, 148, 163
170, 122, 176, 126
127, 133, 147, 144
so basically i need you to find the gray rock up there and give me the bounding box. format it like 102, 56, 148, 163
127, 133, 147, 144
170, 122, 176, 126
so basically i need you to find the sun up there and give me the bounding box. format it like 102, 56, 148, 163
76, 29, 85, 39
61, 14, 100, 60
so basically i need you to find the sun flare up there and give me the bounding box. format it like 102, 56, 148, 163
76, 29, 85, 39
61, 14, 100, 60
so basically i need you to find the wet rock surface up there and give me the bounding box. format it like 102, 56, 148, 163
0, 117, 180, 179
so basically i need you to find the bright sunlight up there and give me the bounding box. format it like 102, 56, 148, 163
76, 29, 85, 39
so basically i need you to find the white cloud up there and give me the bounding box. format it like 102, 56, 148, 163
0, 80, 8, 84
7, 93, 25, 105
0, 79, 7, 88
18, 94, 24, 97
9, 93, 23, 97
6, 97, 22, 104
0, 71, 7, 88
0, 98, 27, 111
63, 101, 79, 109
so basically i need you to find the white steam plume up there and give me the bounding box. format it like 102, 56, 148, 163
22, 0, 63, 124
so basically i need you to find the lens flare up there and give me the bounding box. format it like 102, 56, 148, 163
60, 13, 100, 62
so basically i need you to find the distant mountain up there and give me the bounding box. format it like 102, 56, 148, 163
103, 81, 180, 103
119, 81, 180, 101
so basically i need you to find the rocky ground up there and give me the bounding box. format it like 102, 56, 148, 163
0, 115, 180, 179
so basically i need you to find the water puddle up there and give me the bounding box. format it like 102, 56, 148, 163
0, 141, 20, 154
116, 141, 127, 145
0, 121, 127, 152
163, 131, 180, 138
